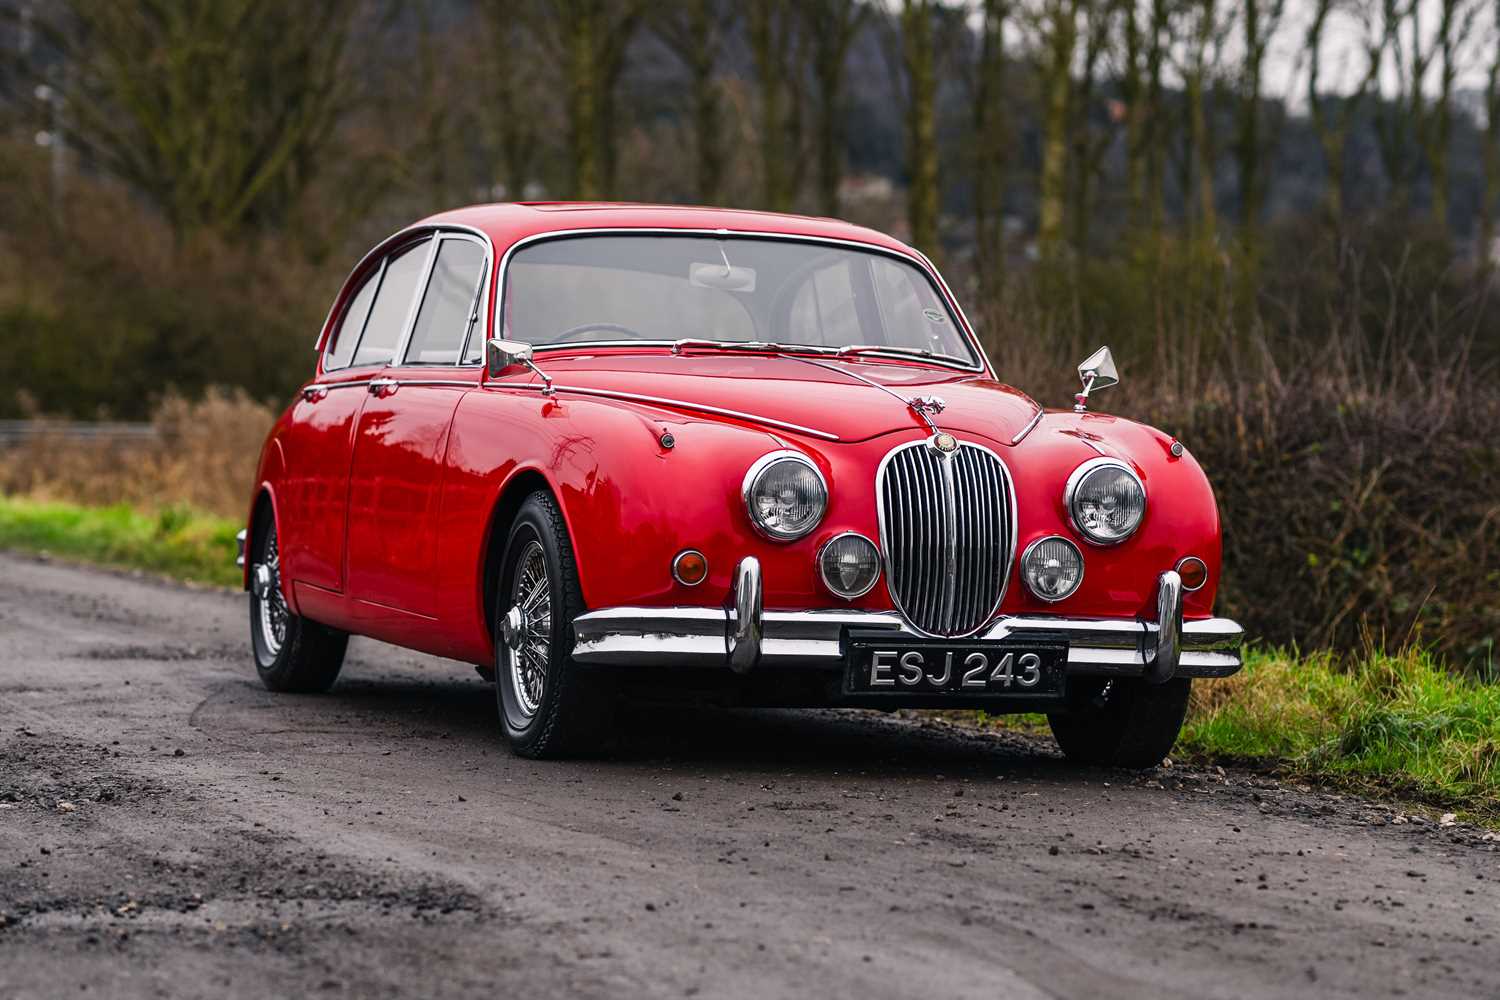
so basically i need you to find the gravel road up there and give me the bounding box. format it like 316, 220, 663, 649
1, 552, 1496, 999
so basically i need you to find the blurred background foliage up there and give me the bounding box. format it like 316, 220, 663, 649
0, 0, 1498, 668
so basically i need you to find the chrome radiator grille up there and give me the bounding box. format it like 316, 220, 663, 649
877, 439, 1016, 637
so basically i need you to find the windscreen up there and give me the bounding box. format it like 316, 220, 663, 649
501, 235, 978, 365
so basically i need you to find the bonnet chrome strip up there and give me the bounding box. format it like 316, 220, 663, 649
1010, 408, 1044, 445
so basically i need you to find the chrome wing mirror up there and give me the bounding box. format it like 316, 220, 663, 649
1074, 346, 1118, 413
487, 338, 553, 394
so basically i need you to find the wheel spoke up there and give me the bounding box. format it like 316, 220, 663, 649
506, 540, 553, 719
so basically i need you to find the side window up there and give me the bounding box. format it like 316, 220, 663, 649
403, 237, 486, 365
323, 268, 379, 372
786, 260, 862, 347
350, 238, 430, 368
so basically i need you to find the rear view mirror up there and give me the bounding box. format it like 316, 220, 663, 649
487, 338, 534, 379
689, 262, 757, 292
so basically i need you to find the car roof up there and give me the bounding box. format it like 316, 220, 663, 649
413, 202, 922, 260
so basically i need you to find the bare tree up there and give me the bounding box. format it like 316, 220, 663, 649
1068, 0, 1115, 253
1484, 0, 1500, 263
1032, 0, 1078, 258
1306, 0, 1382, 221
972, 0, 1011, 285
481, 3, 544, 201
54, 0, 356, 236
1176, 0, 1231, 242
653, 0, 736, 204
749, 0, 804, 211
801, 0, 868, 217
1234, 0, 1287, 252
525, 0, 648, 199
897, 0, 942, 253
1425, 0, 1482, 227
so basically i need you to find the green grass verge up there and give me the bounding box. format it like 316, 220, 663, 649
1179, 647, 1500, 820
0, 495, 240, 588
961, 647, 1499, 822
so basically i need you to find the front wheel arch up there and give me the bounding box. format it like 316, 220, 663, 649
480, 468, 558, 646
244, 489, 275, 592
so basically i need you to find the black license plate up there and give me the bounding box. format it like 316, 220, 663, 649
845, 638, 1066, 697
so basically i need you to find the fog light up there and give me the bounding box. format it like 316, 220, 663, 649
1175, 556, 1208, 592
672, 549, 708, 586
1021, 536, 1084, 602
818, 532, 881, 599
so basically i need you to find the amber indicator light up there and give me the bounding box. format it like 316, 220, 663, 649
1175, 556, 1209, 592
672, 550, 708, 586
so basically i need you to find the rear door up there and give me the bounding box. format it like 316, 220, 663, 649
345, 232, 490, 628
276, 240, 424, 596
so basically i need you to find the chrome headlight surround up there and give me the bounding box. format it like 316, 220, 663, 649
1064, 457, 1147, 546
817, 531, 881, 599
1020, 535, 1085, 603
742, 451, 828, 541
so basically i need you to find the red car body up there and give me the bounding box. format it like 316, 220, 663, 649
242, 203, 1241, 723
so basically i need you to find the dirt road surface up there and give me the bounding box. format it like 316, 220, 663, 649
1, 552, 1496, 998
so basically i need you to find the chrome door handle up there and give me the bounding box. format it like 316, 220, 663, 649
368, 378, 399, 396
301, 386, 328, 402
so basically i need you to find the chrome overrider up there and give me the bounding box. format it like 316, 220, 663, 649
572, 558, 1243, 682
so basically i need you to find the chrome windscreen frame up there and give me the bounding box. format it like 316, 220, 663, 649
486, 227, 994, 376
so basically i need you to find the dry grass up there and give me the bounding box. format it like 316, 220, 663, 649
0, 388, 276, 520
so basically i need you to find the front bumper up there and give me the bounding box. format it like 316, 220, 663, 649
572, 558, 1242, 682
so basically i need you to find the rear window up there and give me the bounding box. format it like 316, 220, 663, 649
323, 269, 378, 372
350, 238, 430, 368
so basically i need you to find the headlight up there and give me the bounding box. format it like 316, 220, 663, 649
819, 532, 881, 599
1065, 459, 1146, 545
1021, 536, 1084, 602
743, 452, 827, 540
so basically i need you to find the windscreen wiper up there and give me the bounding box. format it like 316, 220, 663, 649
835, 344, 971, 366
671, 339, 838, 356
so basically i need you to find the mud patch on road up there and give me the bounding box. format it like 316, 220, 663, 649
0, 730, 167, 810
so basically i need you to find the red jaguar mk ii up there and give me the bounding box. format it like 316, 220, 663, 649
238, 203, 1242, 762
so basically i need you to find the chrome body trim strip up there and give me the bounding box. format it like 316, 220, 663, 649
482, 382, 841, 441
570, 603, 1244, 678
1010, 408, 1045, 445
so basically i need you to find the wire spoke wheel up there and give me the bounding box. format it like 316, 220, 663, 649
256, 523, 290, 658
506, 540, 551, 719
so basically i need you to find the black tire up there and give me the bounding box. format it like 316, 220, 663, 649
249, 511, 348, 693
494, 491, 614, 758
1047, 677, 1191, 768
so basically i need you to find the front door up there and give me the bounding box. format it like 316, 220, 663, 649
344, 233, 489, 627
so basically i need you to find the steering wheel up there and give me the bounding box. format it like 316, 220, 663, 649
550, 322, 647, 343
